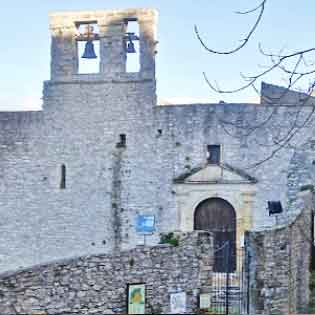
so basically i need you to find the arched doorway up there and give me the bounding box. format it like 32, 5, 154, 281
194, 198, 236, 272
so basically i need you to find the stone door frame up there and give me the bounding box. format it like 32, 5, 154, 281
174, 183, 256, 253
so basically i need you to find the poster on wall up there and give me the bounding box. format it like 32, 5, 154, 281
170, 291, 186, 314
199, 293, 211, 309
127, 284, 146, 315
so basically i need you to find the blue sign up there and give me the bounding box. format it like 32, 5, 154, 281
136, 215, 155, 233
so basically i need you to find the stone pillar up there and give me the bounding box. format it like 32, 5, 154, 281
241, 192, 255, 231
139, 12, 158, 79
99, 20, 126, 75
50, 25, 78, 80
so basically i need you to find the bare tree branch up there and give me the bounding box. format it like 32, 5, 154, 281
235, 1, 267, 15
197, 0, 315, 169
247, 82, 315, 169
194, 0, 266, 55
203, 46, 315, 95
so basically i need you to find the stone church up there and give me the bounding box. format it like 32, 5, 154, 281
0, 8, 314, 273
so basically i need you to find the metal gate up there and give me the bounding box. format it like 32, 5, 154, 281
211, 241, 250, 315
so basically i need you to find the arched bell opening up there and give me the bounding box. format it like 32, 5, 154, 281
194, 197, 237, 272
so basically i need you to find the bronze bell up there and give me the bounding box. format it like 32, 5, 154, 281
126, 40, 136, 54
82, 40, 97, 59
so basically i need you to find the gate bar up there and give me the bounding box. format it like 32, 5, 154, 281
225, 241, 230, 315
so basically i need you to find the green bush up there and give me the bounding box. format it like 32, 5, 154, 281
300, 184, 314, 192
159, 232, 179, 247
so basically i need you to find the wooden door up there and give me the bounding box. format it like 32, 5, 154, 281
194, 198, 236, 272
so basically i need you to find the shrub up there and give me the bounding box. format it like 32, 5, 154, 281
159, 232, 179, 247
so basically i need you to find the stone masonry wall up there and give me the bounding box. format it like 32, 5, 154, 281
245, 190, 315, 315
155, 100, 315, 229
2, 80, 315, 273
0, 231, 213, 315
2, 7, 315, 274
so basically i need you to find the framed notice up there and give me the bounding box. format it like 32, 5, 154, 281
127, 284, 146, 315
199, 293, 211, 309
136, 215, 155, 233
170, 292, 186, 314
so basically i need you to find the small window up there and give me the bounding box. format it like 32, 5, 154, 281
60, 164, 66, 189
117, 134, 126, 148
207, 145, 221, 164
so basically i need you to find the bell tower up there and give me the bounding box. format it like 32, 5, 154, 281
43, 9, 160, 254
49, 9, 158, 81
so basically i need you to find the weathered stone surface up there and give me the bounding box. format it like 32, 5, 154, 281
1, 8, 315, 274
246, 190, 315, 315
0, 231, 213, 314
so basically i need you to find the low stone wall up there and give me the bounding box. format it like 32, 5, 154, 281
246, 190, 315, 315
0, 231, 213, 314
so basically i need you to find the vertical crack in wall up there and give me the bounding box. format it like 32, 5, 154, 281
111, 148, 124, 251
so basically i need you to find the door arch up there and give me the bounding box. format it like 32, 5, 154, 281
194, 197, 236, 272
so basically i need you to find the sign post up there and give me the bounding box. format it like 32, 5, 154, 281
136, 215, 155, 245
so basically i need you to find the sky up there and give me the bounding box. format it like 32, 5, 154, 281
0, 0, 314, 110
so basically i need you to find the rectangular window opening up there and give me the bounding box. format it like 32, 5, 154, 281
125, 19, 140, 73
60, 164, 66, 189
76, 22, 100, 74
207, 145, 221, 164
117, 134, 127, 148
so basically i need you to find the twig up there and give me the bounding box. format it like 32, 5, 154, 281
194, 0, 267, 55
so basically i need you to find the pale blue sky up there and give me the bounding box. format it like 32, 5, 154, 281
0, 0, 314, 110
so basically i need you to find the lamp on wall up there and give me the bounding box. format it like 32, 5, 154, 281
81, 25, 97, 59
268, 201, 283, 216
